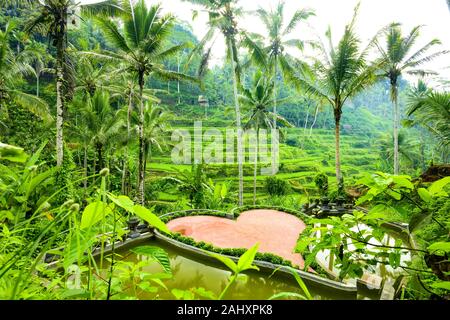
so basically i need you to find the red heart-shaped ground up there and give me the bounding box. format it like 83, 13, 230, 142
167, 209, 308, 269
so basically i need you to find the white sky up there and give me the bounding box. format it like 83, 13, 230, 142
154, 0, 450, 87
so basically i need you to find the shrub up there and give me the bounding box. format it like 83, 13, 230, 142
265, 176, 290, 196
314, 172, 329, 197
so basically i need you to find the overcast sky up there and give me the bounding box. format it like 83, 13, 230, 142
151, 0, 450, 87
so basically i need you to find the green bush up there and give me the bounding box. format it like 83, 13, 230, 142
265, 176, 290, 196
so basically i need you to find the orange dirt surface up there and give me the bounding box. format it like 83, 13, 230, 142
167, 209, 308, 268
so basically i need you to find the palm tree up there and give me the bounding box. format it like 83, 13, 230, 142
184, 0, 260, 206
0, 22, 51, 121
294, 4, 377, 184
378, 130, 421, 173
94, 0, 194, 204
240, 71, 292, 204
76, 90, 125, 174
254, 2, 314, 173
407, 87, 450, 161
134, 103, 172, 179
11, 0, 119, 166
374, 23, 448, 174
22, 40, 54, 98
108, 73, 160, 196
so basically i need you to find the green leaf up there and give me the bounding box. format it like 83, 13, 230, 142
430, 281, 450, 291
417, 188, 432, 203
192, 287, 217, 300
60, 289, 90, 299
237, 243, 260, 272
206, 251, 237, 273
290, 268, 312, 300
107, 194, 135, 212
132, 205, 171, 234
268, 292, 308, 300
131, 246, 171, 274
296, 237, 313, 253
428, 177, 450, 197
392, 176, 414, 189
428, 242, 450, 255
386, 189, 402, 200
0, 143, 28, 163
80, 201, 112, 229
171, 288, 195, 300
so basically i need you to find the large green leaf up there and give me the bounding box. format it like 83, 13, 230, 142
428, 177, 450, 197
417, 188, 432, 203
0, 143, 28, 163
80, 201, 112, 229
63, 229, 97, 271
428, 242, 450, 255
430, 281, 450, 291
291, 268, 312, 300
132, 205, 171, 234
107, 194, 135, 212
207, 251, 237, 273
131, 246, 171, 273
392, 176, 414, 190
237, 243, 260, 272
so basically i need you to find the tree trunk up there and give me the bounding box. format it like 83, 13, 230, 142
36, 74, 40, 98
272, 63, 278, 175
122, 88, 133, 195
83, 145, 88, 191
55, 47, 65, 167
137, 72, 145, 205
229, 38, 244, 206
253, 130, 258, 205
177, 55, 181, 104
393, 90, 400, 175
97, 144, 103, 173
334, 107, 342, 184
310, 104, 319, 136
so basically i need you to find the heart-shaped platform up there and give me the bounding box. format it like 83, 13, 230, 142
167, 209, 308, 269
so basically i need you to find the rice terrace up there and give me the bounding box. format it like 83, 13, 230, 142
0, 0, 449, 306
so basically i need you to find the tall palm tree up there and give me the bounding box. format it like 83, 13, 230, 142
138, 103, 172, 177
94, 0, 194, 204
77, 90, 125, 174
240, 71, 292, 204
22, 40, 54, 98
294, 4, 377, 184
184, 0, 262, 206
407, 88, 450, 160
0, 22, 51, 121
10, 0, 119, 166
254, 2, 314, 173
108, 73, 160, 196
374, 23, 447, 174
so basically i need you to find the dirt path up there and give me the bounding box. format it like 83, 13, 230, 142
167, 209, 308, 268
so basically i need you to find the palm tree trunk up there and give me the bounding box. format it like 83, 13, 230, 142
83, 145, 88, 191
122, 88, 133, 195
309, 104, 319, 136
393, 92, 400, 175
177, 55, 181, 105
137, 72, 145, 205
55, 49, 64, 167
97, 144, 103, 172
334, 107, 342, 184
253, 130, 258, 205
272, 63, 278, 175
229, 38, 244, 206
36, 74, 40, 98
